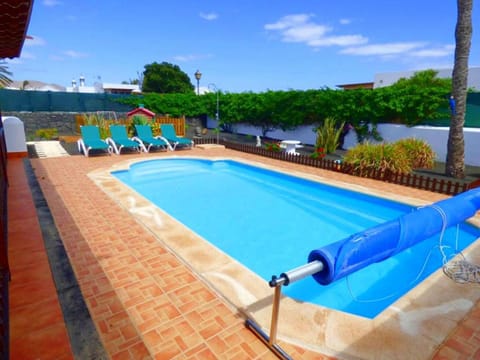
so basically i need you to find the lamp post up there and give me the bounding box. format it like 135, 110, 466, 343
208, 83, 220, 143
194, 70, 202, 95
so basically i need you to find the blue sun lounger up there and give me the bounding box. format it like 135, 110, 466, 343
77, 125, 113, 157
132, 125, 172, 152
160, 124, 193, 150
106, 125, 144, 154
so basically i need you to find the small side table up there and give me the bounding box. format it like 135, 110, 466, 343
280, 140, 302, 155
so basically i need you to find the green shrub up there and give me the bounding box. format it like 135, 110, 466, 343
310, 147, 326, 159
131, 115, 151, 125
394, 138, 435, 169
314, 117, 344, 154
265, 142, 281, 152
84, 113, 101, 125
130, 115, 153, 136
343, 142, 412, 176
35, 128, 58, 140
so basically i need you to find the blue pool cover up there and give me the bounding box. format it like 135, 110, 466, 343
308, 188, 480, 285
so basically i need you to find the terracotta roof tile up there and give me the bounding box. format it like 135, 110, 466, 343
0, 1, 34, 58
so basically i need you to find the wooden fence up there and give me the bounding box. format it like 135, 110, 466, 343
154, 116, 186, 137
194, 137, 471, 196
75, 114, 186, 136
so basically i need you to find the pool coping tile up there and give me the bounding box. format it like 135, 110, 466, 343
27, 149, 480, 360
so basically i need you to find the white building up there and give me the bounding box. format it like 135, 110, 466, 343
102, 83, 140, 94
66, 76, 98, 93
66, 76, 140, 94
373, 67, 480, 90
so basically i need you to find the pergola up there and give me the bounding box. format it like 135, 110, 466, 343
0, 0, 34, 58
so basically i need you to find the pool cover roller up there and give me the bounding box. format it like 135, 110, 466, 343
308, 188, 480, 285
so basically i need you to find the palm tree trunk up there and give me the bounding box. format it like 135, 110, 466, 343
446, 0, 473, 179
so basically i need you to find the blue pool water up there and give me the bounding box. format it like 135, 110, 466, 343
112, 158, 480, 318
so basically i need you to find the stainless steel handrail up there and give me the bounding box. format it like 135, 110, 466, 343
245, 260, 324, 360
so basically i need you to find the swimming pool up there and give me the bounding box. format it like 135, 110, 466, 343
112, 158, 480, 318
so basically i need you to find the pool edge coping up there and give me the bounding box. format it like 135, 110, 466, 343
88, 154, 480, 360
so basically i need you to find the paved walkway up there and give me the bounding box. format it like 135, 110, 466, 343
35, 149, 321, 359
27, 141, 70, 158
8, 158, 74, 359
8, 144, 480, 359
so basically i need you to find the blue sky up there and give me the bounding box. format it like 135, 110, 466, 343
6, 0, 480, 93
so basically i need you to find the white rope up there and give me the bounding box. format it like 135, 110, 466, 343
348, 204, 480, 304
443, 253, 480, 283
426, 204, 480, 284
346, 244, 439, 303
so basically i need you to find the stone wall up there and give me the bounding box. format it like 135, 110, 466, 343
2, 111, 129, 139
3, 111, 202, 139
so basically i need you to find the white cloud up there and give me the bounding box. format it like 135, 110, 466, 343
63, 50, 88, 58
341, 42, 426, 56
43, 0, 61, 6
200, 12, 218, 21
265, 14, 367, 48
265, 13, 454, 66
172, 54, 213, 62
173, 55, 198, 62
282, 23, 331, 43
25, 36, 46, 47
5, 58, 22, 65
265, 14, 312, 31
310, 35, 368, 47
410, 44, 455, 58
341, 42, 454, 63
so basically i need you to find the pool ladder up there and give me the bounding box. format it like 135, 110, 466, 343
245, 260, 324, 360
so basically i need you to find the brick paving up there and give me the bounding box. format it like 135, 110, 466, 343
25, 147, 480, 359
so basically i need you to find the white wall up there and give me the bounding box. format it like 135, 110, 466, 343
372, 124, 480, 166
207, 117, 480, 166
1, 116, 27, 153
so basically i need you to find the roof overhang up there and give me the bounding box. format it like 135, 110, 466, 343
336, 82, 374, 90
0, 1, 34, 58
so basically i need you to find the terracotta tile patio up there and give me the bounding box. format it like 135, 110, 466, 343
7, 147, 480, 359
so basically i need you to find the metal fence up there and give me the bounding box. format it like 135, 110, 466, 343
0, 89, 132, 113
2, 89, 480, 127
423, 92, 480, 127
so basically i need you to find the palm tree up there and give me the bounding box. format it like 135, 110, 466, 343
446, 0, 473, 179
0, 61, 12, 88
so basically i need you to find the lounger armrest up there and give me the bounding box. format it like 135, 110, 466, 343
100, 139, 113, 155
105, 137, 120, 155
155, 136, 174, 151
77, 139, 88, 157
131, 136, 149, 153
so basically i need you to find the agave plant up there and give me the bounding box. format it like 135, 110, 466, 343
83, 113, 110, 139
314, 117, 344, 154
